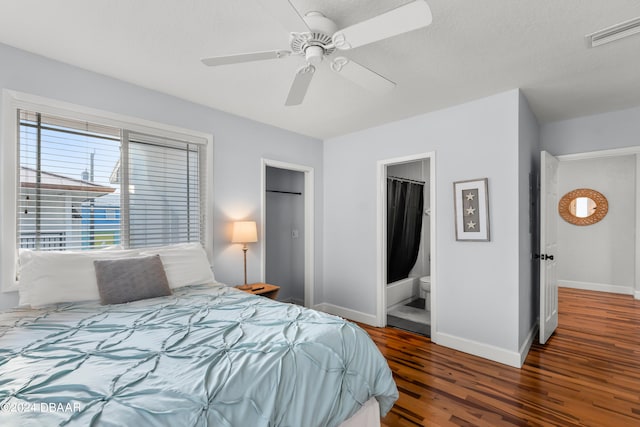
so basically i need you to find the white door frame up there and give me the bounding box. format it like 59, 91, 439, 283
376, 151, 436, 331
261, 159, 315, 308
556, 146, 640, 300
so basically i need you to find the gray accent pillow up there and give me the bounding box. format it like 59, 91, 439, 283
94, 255, 172, 305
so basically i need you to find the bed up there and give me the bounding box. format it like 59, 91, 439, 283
0, 245, 398, 426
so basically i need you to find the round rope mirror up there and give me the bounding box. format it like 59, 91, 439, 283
558, 188, 608, 226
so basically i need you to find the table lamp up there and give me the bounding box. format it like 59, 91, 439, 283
231, 221, 258, 289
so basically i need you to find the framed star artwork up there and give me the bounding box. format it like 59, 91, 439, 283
453, 178, 490, 241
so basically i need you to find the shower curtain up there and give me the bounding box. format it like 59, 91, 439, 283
387, 178, 424, 283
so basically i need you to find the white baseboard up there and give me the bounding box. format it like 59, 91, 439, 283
313, 303, 378, 326
559, 280, 633, 295
316, 304, 536, 368
635, 290, 640, 300
433, 331, 523, 368
519, 324, 538, 367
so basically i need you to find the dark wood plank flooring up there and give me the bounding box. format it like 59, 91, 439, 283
360, 288, 640, 426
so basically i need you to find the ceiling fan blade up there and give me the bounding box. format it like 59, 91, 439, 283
332, 0, 432, 50
331, 57, 395, 93
201, 50, 291, 66
285, 65, 316, 106
255, 0, 310, 33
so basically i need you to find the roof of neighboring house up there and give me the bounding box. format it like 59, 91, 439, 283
20, 166, 116, 195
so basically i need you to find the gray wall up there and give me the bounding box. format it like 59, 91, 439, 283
0, 43, 323, 309
324, 90, 524, 354
542, 105, 640, 155
265, 167, 305, 304
557, 156, 636, 292
518, 93, 541, 350
541, 104, 640, 299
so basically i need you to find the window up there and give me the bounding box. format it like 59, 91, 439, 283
1, 91, 213, 291
124, 131, 203, 248
17, 110, 205, 252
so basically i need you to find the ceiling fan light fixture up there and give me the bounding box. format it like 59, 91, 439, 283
585, 16, 640, 48
201, 1, 433, 106
305, 45, 324, 64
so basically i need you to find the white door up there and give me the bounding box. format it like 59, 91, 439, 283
540, 151, 559, 344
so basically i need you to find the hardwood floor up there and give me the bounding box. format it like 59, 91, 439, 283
360, 288, 640, 426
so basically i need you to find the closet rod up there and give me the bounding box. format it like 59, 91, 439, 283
266, 189, 302, 195
387, 175, 426, 185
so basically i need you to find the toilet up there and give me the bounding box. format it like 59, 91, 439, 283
419, 276, 431, 311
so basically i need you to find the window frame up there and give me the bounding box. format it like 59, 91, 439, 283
1, 90, 214, 292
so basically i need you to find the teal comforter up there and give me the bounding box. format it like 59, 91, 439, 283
0, 284, 397, 426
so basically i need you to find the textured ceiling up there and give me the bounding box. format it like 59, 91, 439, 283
1, 0, 640, 139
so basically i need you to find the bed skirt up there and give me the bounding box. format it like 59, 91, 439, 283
339, 398, 381, 427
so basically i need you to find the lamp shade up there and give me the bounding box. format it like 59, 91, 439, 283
231, 221, 258, 243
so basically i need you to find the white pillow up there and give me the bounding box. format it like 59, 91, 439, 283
139, 243, 215, 288
18, 248, 140, 307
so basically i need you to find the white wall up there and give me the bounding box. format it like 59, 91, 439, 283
265, 167, 305, 304
0, 43, 323, 309
387, 161, 423, 181
324, 90, 525, 362
557, 156, 636, 293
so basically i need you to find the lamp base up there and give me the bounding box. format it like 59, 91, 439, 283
237, 284, 253, 290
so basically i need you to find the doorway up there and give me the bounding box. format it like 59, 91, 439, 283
539, 148, 640, 344
377, 152, 436, 336
261, 159, 314, 307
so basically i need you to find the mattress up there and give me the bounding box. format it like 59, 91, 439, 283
0, 284, 397, 426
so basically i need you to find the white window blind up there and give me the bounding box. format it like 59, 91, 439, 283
17, 110, 205, 251
123, 131, 204, 248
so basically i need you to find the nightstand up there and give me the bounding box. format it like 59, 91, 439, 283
236, 283, 280, 300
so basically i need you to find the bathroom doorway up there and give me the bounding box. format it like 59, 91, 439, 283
261, 159, 315, 307
377, 152, 436, 336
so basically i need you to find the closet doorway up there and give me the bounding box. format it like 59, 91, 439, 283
261, 159, 315, 307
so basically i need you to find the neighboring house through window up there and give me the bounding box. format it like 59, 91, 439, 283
19, 111, 121, 250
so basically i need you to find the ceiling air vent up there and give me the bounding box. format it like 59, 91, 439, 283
586, 16, 640, 48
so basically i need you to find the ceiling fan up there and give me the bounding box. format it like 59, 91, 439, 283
201, 0, 432, 106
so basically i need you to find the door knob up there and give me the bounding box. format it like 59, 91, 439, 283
543, 254, 554, 260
